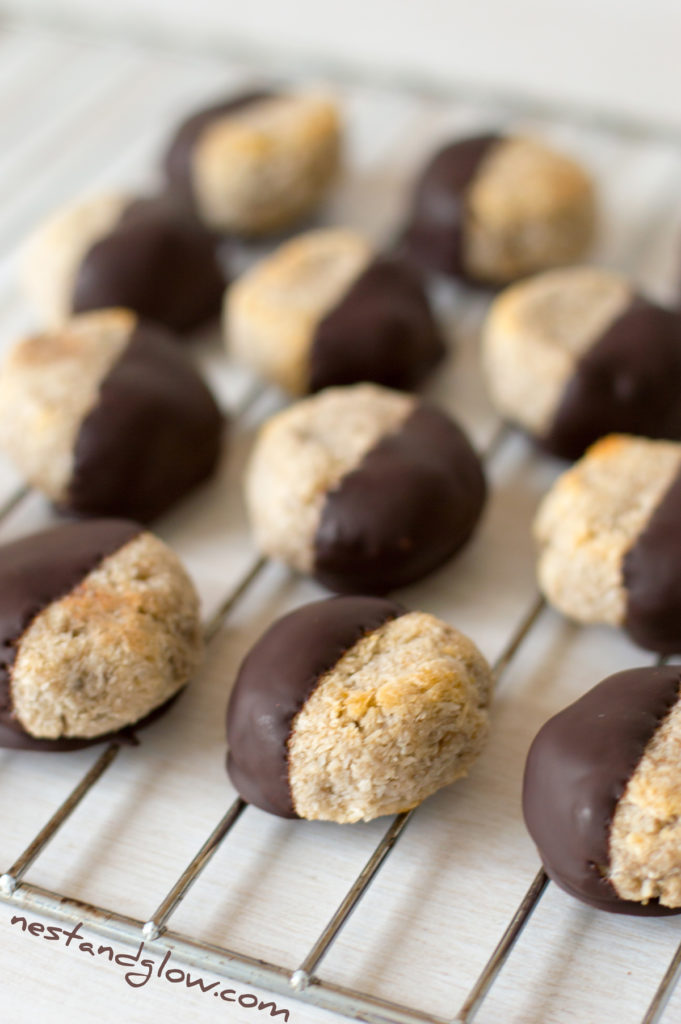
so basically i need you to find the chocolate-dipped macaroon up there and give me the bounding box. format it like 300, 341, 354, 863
0, 309, 223, 522
163, 89, 341, 235
225, 228, 445, 395
227, 595, 492, 822
535, 434, 681, 653
483, 267, 681, 459
402, 134, 595, 285
245, 383, 487, 594
0, 519, 202, 750
22, 193, 225, 333
524, 665, 681, 914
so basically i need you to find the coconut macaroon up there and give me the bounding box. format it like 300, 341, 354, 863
225, 228, 445, 395
0, 309, 223, 522
227, 595, 492, 822
402, 134, 596, 285
0, 519, 202, 749
245, 383, 487, 594
524, 665, 681, 914
534, 434, 681, 652
482, 267, 681, 459
163, 89, 341, 235
21, 193, 225, 333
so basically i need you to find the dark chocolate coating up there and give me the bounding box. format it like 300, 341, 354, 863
624, 466, 681, 653
227, 595, 404, 816
0, 519, 142, 749
523, 666, 681, 915
401, 134, 500, 281
543, 297, 681, 460
313, 404, 487, 594
163, 90, 274, 213
67, 319, 223, 523
72, 196, 226, 333
309, 255, 445, 393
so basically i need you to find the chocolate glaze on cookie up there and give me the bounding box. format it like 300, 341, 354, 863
309, 255, 445, 393
0, 519, 142, 749
164, 90, 274, 211
313, 404, 486, 594
227, 596, 404, 816
401, 134, 500, 281
624, 468, 681, 653
72, 196, 226, 333
68, 320, 223, 522
523, 666, 681, 915
543, 298, 681, 460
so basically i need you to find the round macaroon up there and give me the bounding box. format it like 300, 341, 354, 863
22, 193, 225, 334
163, 89, 341, 236
227, 595, 492, 822
401, 133, 596, 285
0, 309, 224, 522
0, 519, 202, 750
482, 266, 681, 459
245, 383, 487, 594
524, 665, 681, 915
224, 228, 445, 395
534, 434, 681, 653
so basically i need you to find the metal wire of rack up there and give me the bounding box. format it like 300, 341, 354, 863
1, 19, 681, 1024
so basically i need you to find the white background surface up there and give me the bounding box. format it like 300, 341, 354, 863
0, 18, 681, 1024
1, 1, 681, 131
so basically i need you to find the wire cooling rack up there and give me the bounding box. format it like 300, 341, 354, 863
2, 17, 681, 1024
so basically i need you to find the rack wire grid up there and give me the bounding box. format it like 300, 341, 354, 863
1, 17, 681, 1024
